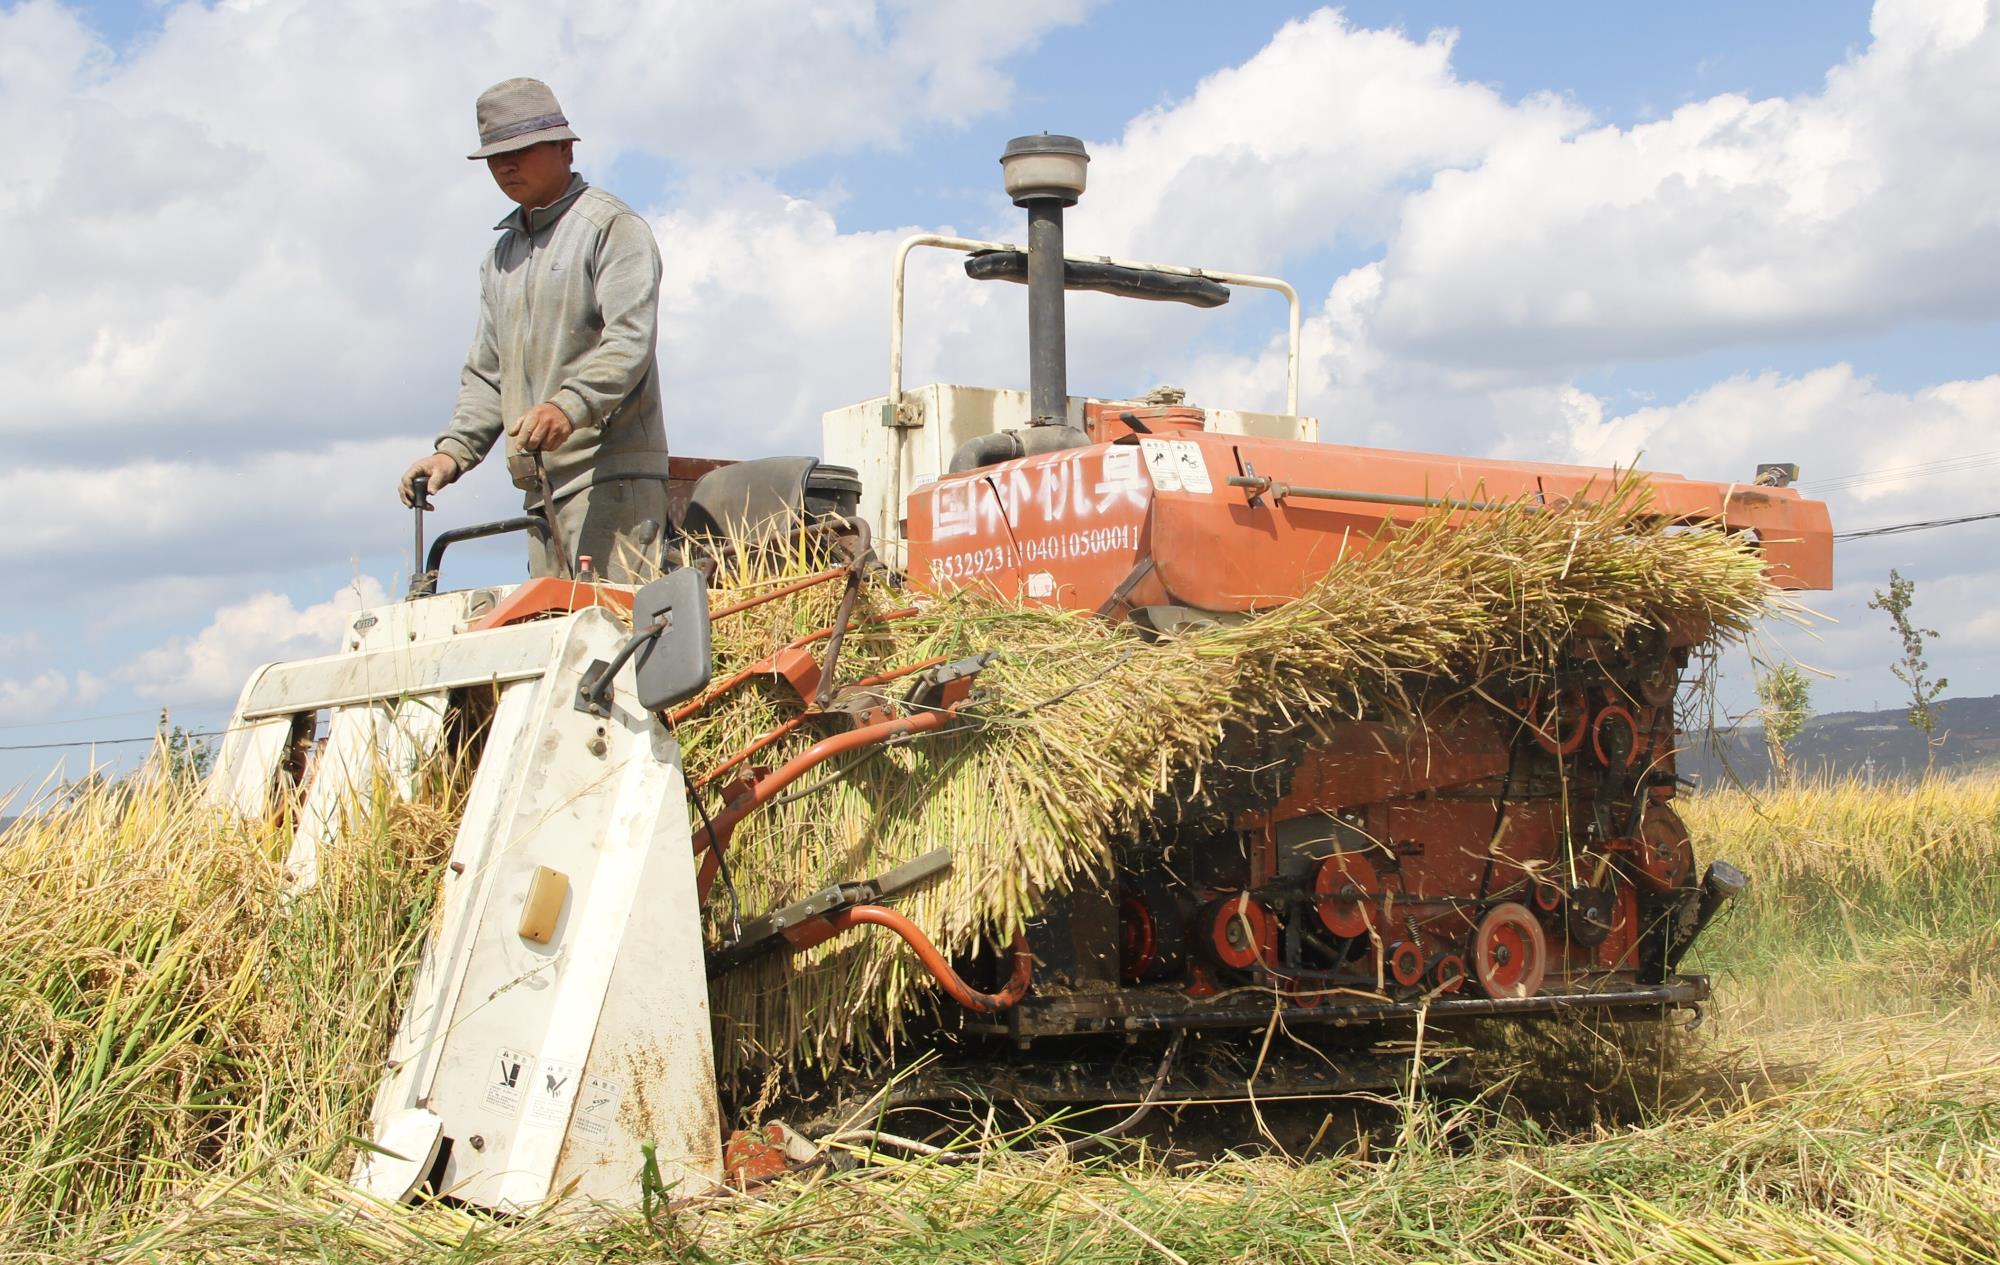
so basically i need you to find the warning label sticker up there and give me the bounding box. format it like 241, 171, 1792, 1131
572, 1073, 624, 1142
1171, 440, 1213, 493
484, 1047, 536, 1115
525, 1058, 582, 1130
1139, 438, 1213, 494
1139, 438, 1181, 492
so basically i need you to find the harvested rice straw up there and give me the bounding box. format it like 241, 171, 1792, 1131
677, 477, 1791, 1078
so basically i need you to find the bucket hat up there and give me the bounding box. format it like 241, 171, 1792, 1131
468, 78, 580, 160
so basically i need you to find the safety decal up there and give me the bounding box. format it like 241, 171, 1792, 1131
524, 1058, 582, 1129
484, 1046, 537, 1114
1170, 440, 1213, 493
572, 1073, 624, 1142
1139, 438, 1182, 491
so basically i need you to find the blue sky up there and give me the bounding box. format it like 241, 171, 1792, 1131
2, 0, 1996, 798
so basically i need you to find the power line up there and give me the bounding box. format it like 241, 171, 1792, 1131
0, 708, 191, 732
0, 729, 229, 753
1806, 450, 2000, 494
1834, 510, 2000, 541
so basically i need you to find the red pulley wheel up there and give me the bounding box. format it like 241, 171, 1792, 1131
1638, 804, 1697, 893
1526, 686, 1588, 757
1313, 851, 1378, 938
1431, 953, 1467, 994
1530, 878, 1564, 916
1388, 941, 1426, 987
1472, 902, 1548, 1000
1592, 704, 1640, 768
1205, 895, 1275, 971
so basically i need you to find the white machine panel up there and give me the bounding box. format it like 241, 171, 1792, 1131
404, 608, 720, 1206
207, 596, 723, 1207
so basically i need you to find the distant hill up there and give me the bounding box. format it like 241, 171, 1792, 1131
1681, 694, 2000, 787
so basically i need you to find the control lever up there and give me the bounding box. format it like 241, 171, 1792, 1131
407, 474, 434, 600
506, 448, 576, 578
532, 452, 575, 579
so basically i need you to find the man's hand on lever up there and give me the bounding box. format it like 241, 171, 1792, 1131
508, 402, 574, 453
399, 452, 461, 507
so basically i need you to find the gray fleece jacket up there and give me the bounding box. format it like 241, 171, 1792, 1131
436, 175, 669, 505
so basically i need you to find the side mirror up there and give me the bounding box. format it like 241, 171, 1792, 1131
633, 568, 713, 712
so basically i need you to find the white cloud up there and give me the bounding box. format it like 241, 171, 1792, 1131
474, 0, 1093, 168
0, 670, 74, 726
0, 630, 46, 663
1552, 365, 2000, 708
3, 0, 1998, 736
0, 439, 458, 581
0, 0, 1092, 466
1069, 11, 1584, 269
73, 670, 107, 706
1562, 366, 2000, 521
1123, 0, 2000, 452
653, 184, 927, 454
122, 576, 388, 705
1361, 0, 2000, 368
0, 667, 108, 727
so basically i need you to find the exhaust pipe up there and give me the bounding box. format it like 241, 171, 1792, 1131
1665, 859, 1749, 970
950, 134, 1095, 472
1003, 133, 1089, 425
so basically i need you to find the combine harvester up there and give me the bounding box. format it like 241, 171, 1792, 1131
206, 135, 1832, 1208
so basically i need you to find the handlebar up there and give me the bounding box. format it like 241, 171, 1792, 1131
406, 509, 551, 600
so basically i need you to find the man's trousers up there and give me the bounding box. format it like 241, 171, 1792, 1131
526, 475, 671, 583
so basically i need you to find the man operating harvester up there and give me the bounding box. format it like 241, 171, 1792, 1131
399, 77, 670, 581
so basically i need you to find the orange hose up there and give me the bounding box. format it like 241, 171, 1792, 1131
823, 906, 1033, 1014
696, 710, 951, 892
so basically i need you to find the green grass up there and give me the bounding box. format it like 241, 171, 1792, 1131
6, 765, 1999, 1262
1683, 770, 2000, 1027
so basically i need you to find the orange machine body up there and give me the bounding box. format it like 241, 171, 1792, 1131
906, 403, 1833, 615
896, 399, 1832, 1032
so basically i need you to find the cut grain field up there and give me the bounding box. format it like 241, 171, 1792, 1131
3, 765, 1998, 1262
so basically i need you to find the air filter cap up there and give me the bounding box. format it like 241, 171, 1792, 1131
1001, 133, 1089, 206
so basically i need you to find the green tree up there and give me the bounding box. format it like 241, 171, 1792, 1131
156, 709, 214, 782
1867, 569, 1949, 773
1753, 659, 1812, 784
